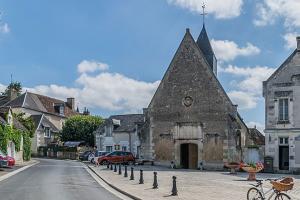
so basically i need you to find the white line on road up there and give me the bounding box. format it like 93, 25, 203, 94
85, 166, 133, 200
0, 161, 39, 182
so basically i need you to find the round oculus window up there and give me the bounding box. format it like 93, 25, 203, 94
183, 96, 193, 107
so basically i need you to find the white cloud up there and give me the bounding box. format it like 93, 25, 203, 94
211, 39, 260, 62
77, 60, 109, 73
247, 121, 265, 134
228, 90, 258, 110
0, 23, 10, 34
283, 32, 299, 50
167, 0, 244, 19
222, 65, 275, 95
23, 62, 160, 113
220, 65, 275, 110
0, 83, 6, 93
254, 0, 300, 28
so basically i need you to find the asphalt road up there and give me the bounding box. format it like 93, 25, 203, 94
0, 159, 121, 200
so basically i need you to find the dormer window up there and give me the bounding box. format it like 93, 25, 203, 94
279, 98, 289, 122
59, 105, 64, 116
54, 103, 65, 116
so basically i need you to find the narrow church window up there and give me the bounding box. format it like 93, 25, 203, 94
279, 98, 289, 121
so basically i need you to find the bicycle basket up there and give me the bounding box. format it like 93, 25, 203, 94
271, 177, 294, 192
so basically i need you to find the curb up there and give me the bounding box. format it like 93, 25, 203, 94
87, 164, 142, 200
0, 160, 39, 182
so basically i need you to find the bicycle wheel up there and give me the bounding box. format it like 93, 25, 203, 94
247, 187, 263, 200
275, 193, 291, 200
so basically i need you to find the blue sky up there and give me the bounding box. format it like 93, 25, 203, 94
1, 0, 300, 132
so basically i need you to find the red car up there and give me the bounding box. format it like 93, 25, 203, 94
6, 156, 15, 167
0, 150, 15, 167
98, 151, 135, 165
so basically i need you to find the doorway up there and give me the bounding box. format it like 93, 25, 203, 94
279, 146, 289, 170
180, 143, 198, 169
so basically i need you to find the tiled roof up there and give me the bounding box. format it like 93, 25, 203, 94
249, 128, 265, 146
4, 92, 79, 118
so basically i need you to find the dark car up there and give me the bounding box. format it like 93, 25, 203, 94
79, 151, 92, 161
98, 151, 135, 165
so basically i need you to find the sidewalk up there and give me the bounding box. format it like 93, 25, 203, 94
0, 159, 39, 180
89, 164, 300, 200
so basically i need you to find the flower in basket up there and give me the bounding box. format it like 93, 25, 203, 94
242, 161, 264, 172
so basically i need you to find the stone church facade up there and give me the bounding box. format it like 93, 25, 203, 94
140, 26, 250, 170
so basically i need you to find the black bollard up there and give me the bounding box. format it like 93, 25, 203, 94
110, 163, 113, 170
124, 165, 128, 177
171, 176, 178, 196
139, 169, 144, 184
107, 163, 109, 169
114, 164, 117, 172
153, 172, 158, 189
130, 167, 134, 180
118, 164, 122, 175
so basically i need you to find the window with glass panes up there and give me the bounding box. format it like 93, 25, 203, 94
279, 98, 289, 121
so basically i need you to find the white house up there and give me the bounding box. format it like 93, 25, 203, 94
94, 114, 144, 157
263, 36, 300, 173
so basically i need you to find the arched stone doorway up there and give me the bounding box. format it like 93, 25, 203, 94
180, 143, 198, 169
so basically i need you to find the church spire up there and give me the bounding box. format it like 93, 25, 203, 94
196, 3, 217, 76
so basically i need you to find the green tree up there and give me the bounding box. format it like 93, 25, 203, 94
60, 115, 103, 146
1, 81, 22, 96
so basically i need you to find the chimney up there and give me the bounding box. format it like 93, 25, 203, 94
67, 97, 75, 111
297, 36, 300, 51
8, 88, 17, 101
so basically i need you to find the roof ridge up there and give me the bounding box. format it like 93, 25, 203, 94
26, 91, 65, 102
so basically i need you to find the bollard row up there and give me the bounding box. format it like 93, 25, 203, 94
108, 164, 177, 196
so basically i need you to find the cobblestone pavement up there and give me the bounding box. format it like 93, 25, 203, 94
90, 164, 300, 200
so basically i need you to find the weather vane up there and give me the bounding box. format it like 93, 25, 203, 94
200, 2, 207, 25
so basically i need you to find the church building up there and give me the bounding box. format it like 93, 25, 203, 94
140, 25, 252, 170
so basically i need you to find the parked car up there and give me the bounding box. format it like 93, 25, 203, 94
6, 156, 15, 167
0, 150, 14, 167
79, 151, 92, 161
0, 155, 8, 167
89, 151, 109, 164
98, 151, 135, 165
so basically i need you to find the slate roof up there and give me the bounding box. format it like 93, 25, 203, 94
248, 128, 265, 146
30, 114, 60, 133
96, 114, 145, 133
109, 114, 145, 132
196, 25, 215, 58
4, 92, 79, 118
196, 25, 216, 70
0, 95, 9, 106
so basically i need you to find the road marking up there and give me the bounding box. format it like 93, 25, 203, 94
0, 161, 39, 182
85, 166, 133, 200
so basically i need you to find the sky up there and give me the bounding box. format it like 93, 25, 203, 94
1, 0, 300, 132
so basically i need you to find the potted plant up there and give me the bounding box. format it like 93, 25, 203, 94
224, 162, 241, 174
241, 162, 264, 181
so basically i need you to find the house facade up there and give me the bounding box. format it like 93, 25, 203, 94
263, 37, 300, 173
140, 26, 252, 170
0, 107, 26, 164
1, 91, 80, 155
94, 114, 144, 157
